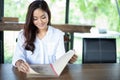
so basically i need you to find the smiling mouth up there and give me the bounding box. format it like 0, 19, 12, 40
37, 24, 45, 27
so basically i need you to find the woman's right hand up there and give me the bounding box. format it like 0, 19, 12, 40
15, 60, 29, 73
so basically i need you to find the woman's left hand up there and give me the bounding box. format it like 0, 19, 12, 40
69, 54, 78, 64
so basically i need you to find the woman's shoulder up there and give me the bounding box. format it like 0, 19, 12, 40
49, 25, 64, 35
17, 29, 25, 40
18, 29, 24, 36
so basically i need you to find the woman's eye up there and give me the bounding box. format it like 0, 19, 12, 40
41, 16, 46, 19
33, 18, 37, 20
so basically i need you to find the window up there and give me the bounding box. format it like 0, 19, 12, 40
3, 0, 120, 63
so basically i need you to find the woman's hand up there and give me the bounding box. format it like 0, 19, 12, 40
15, 60, 29, 73
69, 54, 78, 64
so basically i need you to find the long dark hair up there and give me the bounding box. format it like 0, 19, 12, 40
24, 0, 51, 52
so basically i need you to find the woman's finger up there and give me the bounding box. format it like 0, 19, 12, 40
69, 54, 78, 63
18, 62, 29, 73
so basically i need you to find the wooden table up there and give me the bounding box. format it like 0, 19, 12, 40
0, 64, 120, 80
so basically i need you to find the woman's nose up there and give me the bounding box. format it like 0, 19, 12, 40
38, 19, 42, 23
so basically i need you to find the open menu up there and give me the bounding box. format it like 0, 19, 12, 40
27, 50, 75, 78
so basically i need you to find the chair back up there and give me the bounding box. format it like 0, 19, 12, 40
82, 38, 116, 63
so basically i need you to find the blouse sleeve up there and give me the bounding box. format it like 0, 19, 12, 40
12, 30, 26, 67
55, 32, 66, 60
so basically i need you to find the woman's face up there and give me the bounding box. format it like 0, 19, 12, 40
33, 8, 49, 31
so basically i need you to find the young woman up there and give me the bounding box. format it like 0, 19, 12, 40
12, 0, 77, 73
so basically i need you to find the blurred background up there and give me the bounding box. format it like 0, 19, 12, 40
1, 0, 120, 63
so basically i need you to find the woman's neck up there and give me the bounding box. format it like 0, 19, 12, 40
37, 28, 48, 39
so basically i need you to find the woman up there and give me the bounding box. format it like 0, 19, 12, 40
12, 0, 77, 73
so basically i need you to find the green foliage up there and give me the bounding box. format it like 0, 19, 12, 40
70, 0, 120, 32
4, 0, 29, 22
4, 0, 120, 31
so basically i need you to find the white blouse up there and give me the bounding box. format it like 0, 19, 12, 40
12, 26, 65, 66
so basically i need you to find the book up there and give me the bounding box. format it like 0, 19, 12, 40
27, 50, 75, 78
